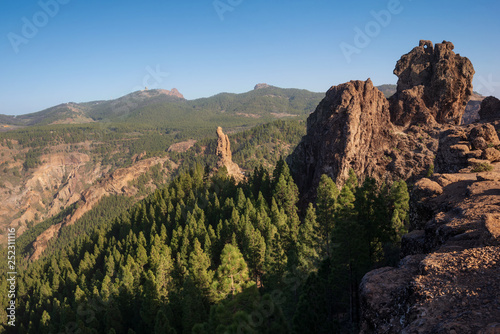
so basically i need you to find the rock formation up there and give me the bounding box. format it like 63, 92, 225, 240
288, 40, 500, 332
360, 170, 500, 333
389, 40, 475, 126
288, 79, 396, 194
289, 40, 476, 198
479, 96, 500, 121
288, 78, 438, 199
0, 151, 95, 244
435, 123, 500, 174
28, 155, 174, 260
215, 127, 243, 181
254, 83, 271, 90
164, 88, 184, 99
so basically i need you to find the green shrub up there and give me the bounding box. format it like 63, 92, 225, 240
471, 162, 493, 172
426, 164, 434, 177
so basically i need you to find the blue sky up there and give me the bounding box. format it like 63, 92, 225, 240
1, 0, 499, 115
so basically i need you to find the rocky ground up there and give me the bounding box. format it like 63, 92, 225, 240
360, 163, 500, 333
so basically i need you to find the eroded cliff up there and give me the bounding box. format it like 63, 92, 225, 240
28, 155, 174, 260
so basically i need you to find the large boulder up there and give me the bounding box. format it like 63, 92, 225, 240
389, 40, 475, 127
479, 96, 500, 121
435, 123, 500, 173
469, 123, 500, 148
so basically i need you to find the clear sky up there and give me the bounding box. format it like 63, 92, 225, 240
1, 0, 499, 115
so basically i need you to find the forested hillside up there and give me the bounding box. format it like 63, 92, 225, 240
1, 120, 306, 264
0, 159, 409, 333
0, 85, 313, 247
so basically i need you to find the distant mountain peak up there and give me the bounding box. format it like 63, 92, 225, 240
254, 83, 271, 90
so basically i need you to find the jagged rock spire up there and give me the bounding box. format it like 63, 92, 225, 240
215, 127, 243, 181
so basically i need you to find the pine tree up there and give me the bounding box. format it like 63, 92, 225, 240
389, 180, 409, 242
297, 203, 321, 276
330, 169, 364, 327
154, 308, 177, 334
316, 174, 339, 257
242, 222, 266, 285
355, 177, 384, 265
188, 238, 213, 299
140, 270, 159, 332
40, 310, 52, 333
181, 277, 208, 334
212, 244, 251, 301
265, 231, 288, 288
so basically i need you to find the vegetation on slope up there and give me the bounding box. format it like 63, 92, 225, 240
0, 159, 409, 333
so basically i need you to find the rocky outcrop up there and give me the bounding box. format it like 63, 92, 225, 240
479, 96, 500, 121
360, 168, 500, 333
288, 78, 439, 198
0, 150, 98, 243
167, 139, 197, 153
254, 83, 271, 90
288, 79, 395, 193
162, 88, 184, 99
389, 40, 475, 127
286, 39, 500, 332
215, 127, 244, 181
435, 123, 500, 174
289, 40, 476, 196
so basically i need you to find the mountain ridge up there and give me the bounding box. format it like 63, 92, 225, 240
0, 86, 323, 126
0, 85, 401, 128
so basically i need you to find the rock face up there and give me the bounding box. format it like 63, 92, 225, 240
479, 96, 500, 121
288, 79, 395, 193
389, 40, 475, 127
0, 150, 98, 244
215, 127, 243, 181
288, 78, 440, 198
157, 88, 184, 99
